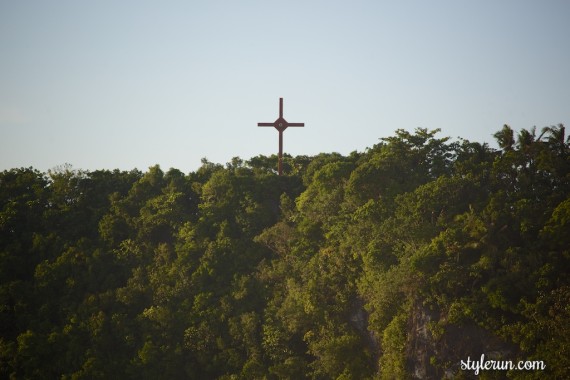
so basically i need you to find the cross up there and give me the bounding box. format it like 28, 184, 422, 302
258, 98, 305, 175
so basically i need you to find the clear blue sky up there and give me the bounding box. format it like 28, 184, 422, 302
2, 1, 569, 173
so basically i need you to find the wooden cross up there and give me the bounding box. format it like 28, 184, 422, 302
258, 98, 305, 175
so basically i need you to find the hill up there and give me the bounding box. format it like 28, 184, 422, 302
1, 126, 569, 379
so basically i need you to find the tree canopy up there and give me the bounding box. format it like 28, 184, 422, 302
1, 125, 569, 379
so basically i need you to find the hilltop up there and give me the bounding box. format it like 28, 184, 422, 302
1, 126, 569, 379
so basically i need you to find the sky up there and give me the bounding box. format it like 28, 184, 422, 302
1, 1, 569, 173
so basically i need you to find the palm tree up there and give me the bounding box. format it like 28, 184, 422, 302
493, 124, 515, 151
542, 124, 566, 145
516, 127, 536, 153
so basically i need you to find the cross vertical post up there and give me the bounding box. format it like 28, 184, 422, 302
257, 98, 305, 175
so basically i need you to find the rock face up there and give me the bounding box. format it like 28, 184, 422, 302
349, 300, 381, 372
407, 303, 518, 379
350, 302, 380, 352
346, 300, 518, 378
408, 304, 438, 379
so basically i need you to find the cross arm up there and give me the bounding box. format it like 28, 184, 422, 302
288, 123, 305, 127
257, 123, 275, 127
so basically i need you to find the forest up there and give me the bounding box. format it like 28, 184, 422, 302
1, 125, 569, 379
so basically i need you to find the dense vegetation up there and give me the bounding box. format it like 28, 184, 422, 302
1, 125, 569, 379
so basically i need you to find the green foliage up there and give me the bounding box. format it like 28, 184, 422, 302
1, 125, 569, 378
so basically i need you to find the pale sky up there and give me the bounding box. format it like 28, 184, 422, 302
1, 1, 569, 173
